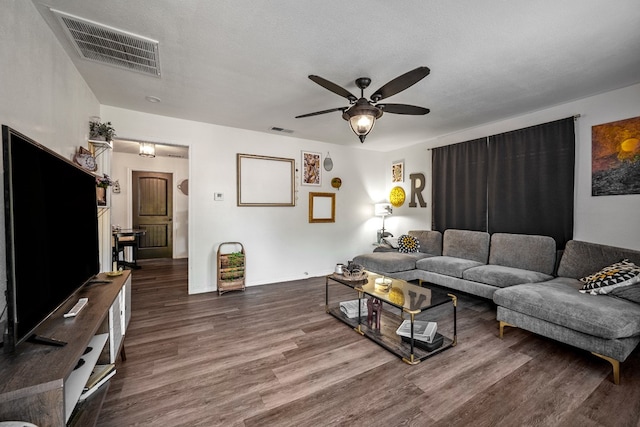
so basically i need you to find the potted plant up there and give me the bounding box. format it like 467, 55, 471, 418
89, 120, 116, 142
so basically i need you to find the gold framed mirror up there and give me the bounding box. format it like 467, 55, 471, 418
309, 192, 335, 223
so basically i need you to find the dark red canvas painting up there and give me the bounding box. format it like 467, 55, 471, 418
592, 116, 640, 196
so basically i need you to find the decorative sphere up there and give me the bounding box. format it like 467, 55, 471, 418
389, 186, 406, 207
389, 287, 405, 306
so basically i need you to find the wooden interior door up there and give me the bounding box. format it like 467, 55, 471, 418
132, 171, 173, 259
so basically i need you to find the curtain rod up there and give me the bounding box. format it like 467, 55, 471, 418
426, 115, 581, 150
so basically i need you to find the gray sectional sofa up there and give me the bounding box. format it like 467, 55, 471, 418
354, 229, 557, 299
353, 229, 640, 383
494, 239, 640, 385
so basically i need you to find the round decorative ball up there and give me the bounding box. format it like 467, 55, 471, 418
389, 186, 406, 207
389, 287, 405, 306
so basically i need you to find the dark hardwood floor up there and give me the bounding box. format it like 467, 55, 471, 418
98, 259, 640, 427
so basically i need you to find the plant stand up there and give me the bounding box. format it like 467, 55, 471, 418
217, 242, 246, 295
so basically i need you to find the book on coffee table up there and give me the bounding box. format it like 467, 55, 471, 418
395, 320, 437, 343
401, 333, 445, 352
339, 299, 368, 318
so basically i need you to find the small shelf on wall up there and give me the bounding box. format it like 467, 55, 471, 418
88, 139, 113, 157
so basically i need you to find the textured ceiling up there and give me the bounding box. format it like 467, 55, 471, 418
33, 0, 640, 152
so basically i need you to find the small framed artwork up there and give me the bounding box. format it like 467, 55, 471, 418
302, 151, 321, 186
392, 160, 404, 183
309, 192, 335, 223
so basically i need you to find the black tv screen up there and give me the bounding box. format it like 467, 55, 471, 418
2, 125, 99, 352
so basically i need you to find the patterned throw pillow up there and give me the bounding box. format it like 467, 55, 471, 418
579, 259, 640, 295
398, 234, 420, 253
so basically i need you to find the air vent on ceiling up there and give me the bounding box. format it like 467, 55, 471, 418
51, 8, 161, 77
270, 127, 294, 134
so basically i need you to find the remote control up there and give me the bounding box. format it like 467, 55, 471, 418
64, 298, 88, 318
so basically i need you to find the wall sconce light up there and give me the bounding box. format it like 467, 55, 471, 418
139, 142, 156, 158
374, 203, 393, 243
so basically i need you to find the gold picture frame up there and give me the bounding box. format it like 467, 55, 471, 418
309, 192, 335, 223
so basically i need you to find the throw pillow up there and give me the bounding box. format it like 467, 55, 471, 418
579, 259, 640, 295
383, 237, 399, 249
610, 283, 640, 304
398, 234, 420, 253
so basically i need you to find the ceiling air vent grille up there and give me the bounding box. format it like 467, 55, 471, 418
51, 9, 161, 77
270, 127, 294, 134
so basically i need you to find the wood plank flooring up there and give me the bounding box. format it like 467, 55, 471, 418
98, 259, 640, 427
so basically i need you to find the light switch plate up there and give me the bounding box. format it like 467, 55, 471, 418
214, 192, 224, 201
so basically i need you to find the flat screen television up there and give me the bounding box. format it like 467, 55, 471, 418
2, 125, 100, 353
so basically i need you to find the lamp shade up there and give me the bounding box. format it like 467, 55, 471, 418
139, 142, 156, 158
374, 203, 393, 217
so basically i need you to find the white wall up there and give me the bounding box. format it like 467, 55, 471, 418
375, 144, 433, 237
110, 151, 189, 258
101, 106, 387, 294
391, 83, 640, 251
0, 1, 101, 325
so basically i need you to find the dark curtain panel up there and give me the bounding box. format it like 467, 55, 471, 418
488, 117, 575, 249
432, 138, 488, 232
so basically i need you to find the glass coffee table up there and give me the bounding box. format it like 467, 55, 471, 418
326, 271, 457, 364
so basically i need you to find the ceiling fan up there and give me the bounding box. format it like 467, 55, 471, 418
295, 66, 431, 143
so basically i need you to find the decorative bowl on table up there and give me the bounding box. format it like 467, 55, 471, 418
341, 263, 367, 281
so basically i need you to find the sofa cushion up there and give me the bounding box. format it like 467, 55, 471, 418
408, 230, 443, 255
353, 252, 432, 273
463, 264, 553, 288
488, 233, 556, 275
373, 244, 396, 253
383, 236, 399, 248
398, 234, 420, 253
493, 280, 640, 339
579, 259, 640, 295
442, 229, 490, 263
416, 256, 484, 279
557, 240, 640, 279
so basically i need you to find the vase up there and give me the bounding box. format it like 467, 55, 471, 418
96, 186, 107, 206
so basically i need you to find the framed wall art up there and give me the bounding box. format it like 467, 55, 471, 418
237, 153, 295, 206
302, 151, 321, 186
309, 192, 335, 223
592, 116, 640, 196
392, 160, 404, 183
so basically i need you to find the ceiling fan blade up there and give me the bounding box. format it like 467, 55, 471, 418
370, 66, 430, 102
308, 75, 358, 102
295, 107, 347, 118
377, 104, 430, 115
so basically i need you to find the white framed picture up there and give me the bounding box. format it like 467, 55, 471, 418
302, 151, 321, 186
392, 160, 404, 183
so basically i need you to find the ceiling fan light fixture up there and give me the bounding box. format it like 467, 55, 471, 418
343, 100, 383, 143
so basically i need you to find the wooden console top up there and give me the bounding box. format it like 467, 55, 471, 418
0, 271, 130, 422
